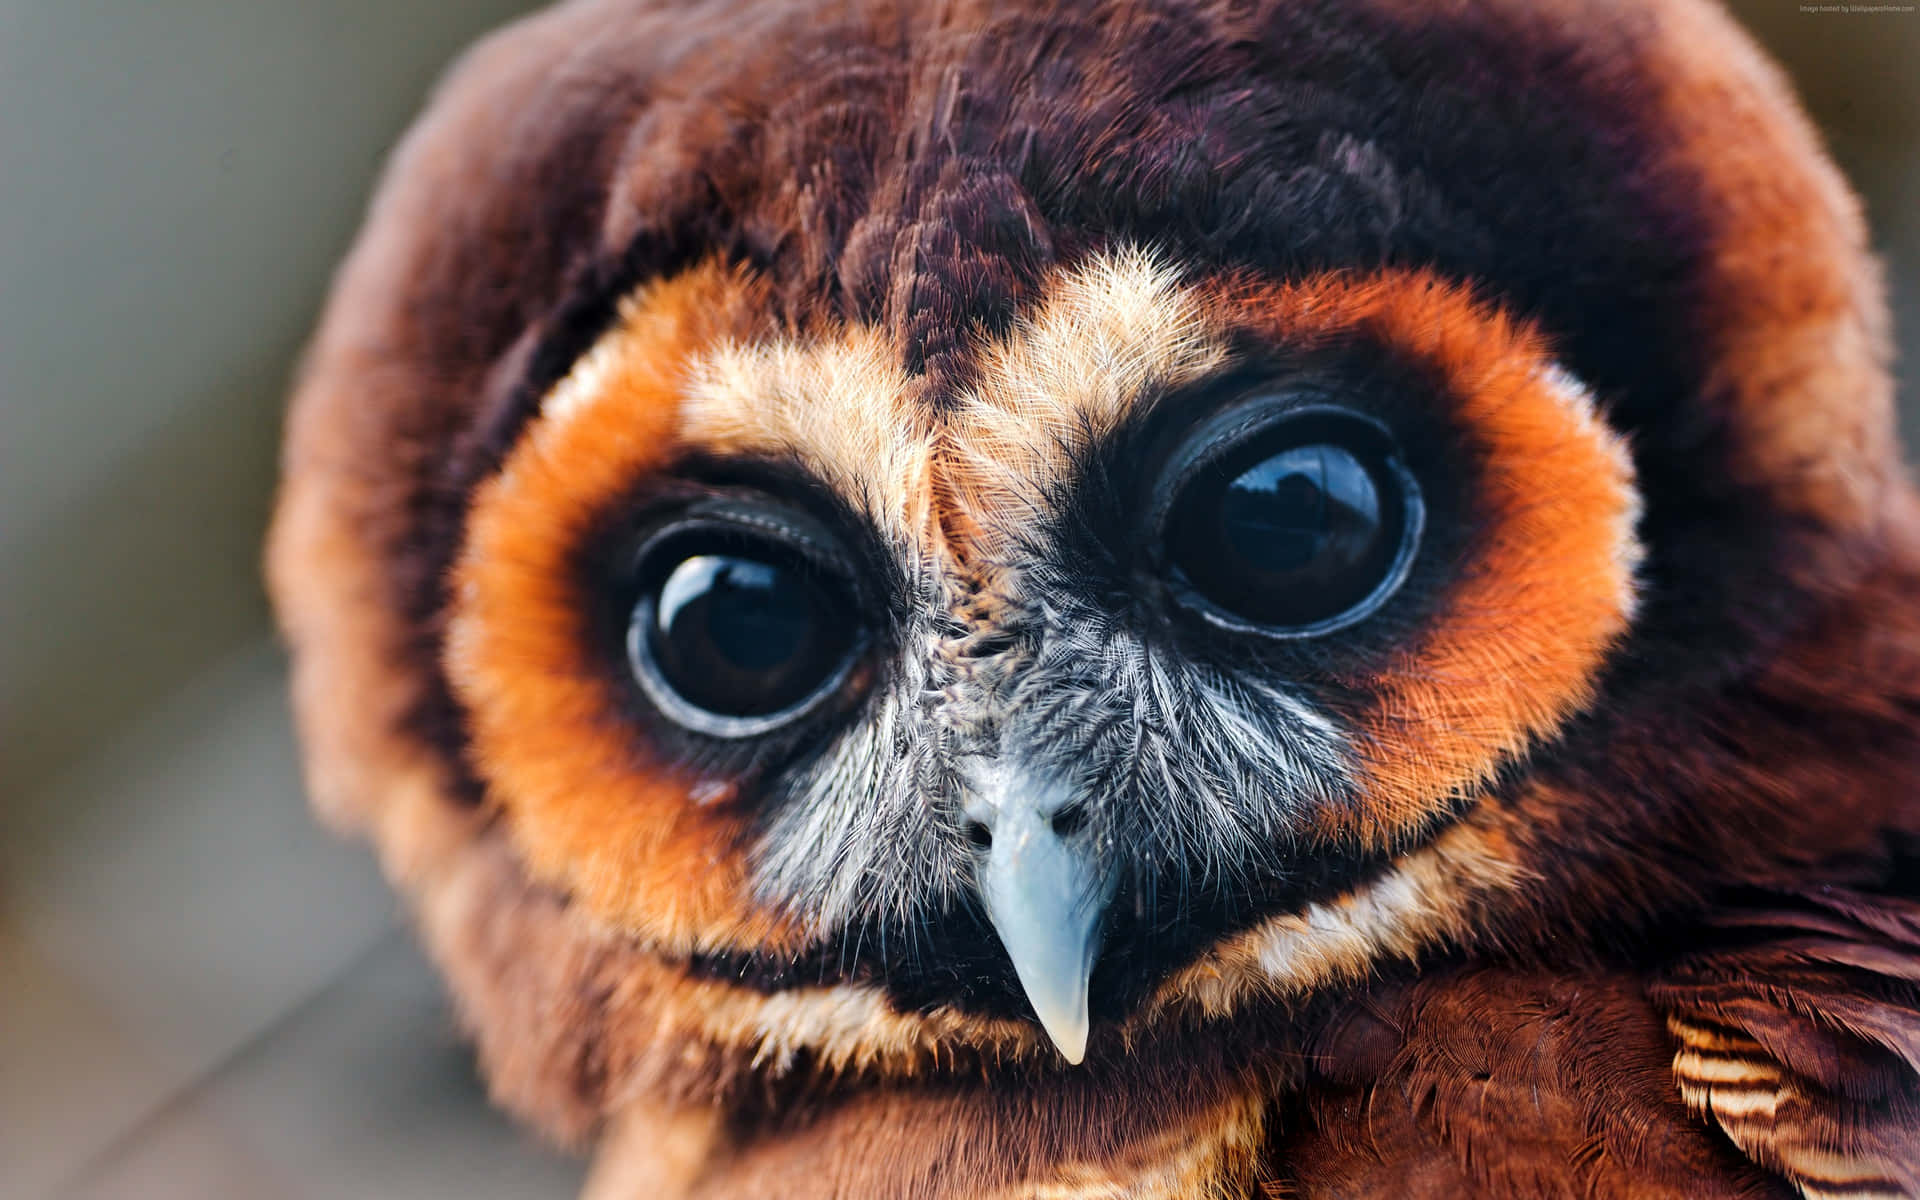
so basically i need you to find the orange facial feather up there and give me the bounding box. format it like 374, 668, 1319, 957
447, 262, 811, 957
1209, 271, 1642, 845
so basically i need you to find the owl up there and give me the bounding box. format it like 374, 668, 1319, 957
267, 0, 1920, 1195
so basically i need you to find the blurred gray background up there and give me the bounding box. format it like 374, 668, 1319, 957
1, 2, 1915, 1197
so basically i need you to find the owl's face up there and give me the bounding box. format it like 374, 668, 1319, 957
272, 0, 1898, 1111
448, 253, 1637, 1060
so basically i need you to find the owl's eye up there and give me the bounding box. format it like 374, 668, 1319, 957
1155, 401, 1422, 636
625, 501, 863, 738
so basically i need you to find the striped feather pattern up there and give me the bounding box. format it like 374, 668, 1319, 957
1654, 886, 1920, 1199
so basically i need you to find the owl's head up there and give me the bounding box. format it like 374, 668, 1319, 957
270, 0, 1912, 1133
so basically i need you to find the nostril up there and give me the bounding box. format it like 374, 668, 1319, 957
965, 821, 994, 849
1049, 805, 1089, 838
957, 632, 1017, 660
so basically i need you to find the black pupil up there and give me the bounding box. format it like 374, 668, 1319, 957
639, 546, 851, 719
1168, 432, 1403, 629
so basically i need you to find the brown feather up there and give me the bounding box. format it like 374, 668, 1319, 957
1271, 968, 1792, 1199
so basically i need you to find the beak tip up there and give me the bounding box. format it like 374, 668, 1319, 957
1049, 1027, 1089, 1065
1029, 1000, 1091, 1064
1009, 974, 1092, 1065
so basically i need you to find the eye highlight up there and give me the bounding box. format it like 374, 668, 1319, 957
625, 499, 864, 738
1154, 399, 1422, 636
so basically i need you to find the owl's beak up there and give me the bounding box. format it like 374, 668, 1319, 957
966, 759, 1115, 1065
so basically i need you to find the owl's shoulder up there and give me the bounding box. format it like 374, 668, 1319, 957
1271, 965, 1788, 1198
1267, 876, 1920, 1198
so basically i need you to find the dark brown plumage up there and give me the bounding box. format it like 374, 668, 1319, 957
267, 0, 1920, 1194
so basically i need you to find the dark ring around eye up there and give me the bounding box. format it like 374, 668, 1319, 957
1147, 395, 1424, 639
625, 497, 867, 739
